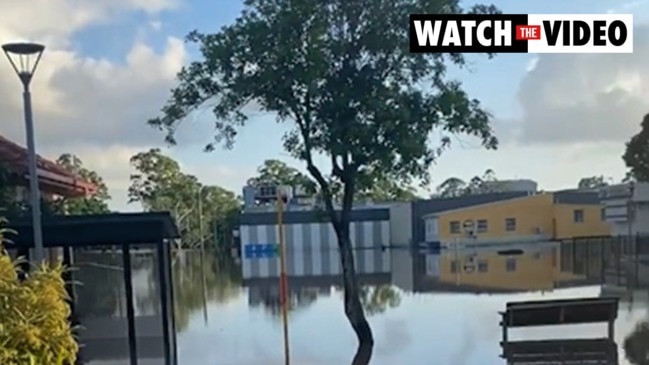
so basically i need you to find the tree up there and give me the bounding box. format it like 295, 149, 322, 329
624, 321, 649, 365
0, 154, 110, 217
435, 177, 467, 198
54, 154, 111, 214
577, 175, 609, 190
354, 172, 419, 202
128, 149, 239, 248
247, 160, 418, 202
247, 159, 317, 194
436, 169, 500, 197
147, 1, 499, 361
623, 114, 649, 182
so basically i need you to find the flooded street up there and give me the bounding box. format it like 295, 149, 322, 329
168, 243, 649, 365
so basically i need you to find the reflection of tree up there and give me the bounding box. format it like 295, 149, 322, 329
255, 286, 322, 316
359, 285, 401, 316
73, 250, 125, 318
624, 321, 649, 365
173, 250, 241, 331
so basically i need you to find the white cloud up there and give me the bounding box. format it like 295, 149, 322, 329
525, 56, 538, 72
0, 0, 223, 211
4, 0, 646, 212
149, 21, 163, 31
39, 144, 146, 211
607, 0, 647, 13
509, 25, 649, 146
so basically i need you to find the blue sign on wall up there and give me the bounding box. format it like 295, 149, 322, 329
417, 241, 441, 254
244, 243, 279, 259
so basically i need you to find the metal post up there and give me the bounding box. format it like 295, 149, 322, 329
122, 244, 138, 365
198, 187, 204, 252
23, 87, 44, 262
454, 237, 460, 285
156, 241, 172, 365
277, 190, 290, 365
200, 248, 209, 325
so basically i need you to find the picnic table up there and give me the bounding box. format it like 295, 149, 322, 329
499, 297, 619, 343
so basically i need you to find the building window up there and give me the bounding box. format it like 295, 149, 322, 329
600, 208, 606, 221
573, 209, 584, 223
506, 258, 517, 272
477, 219, 488, 233
505, 218, 516, 232
450, 260, 458, 273
478, 259, 488, 272
450, 221, 461, 234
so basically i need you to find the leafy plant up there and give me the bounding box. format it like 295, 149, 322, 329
0, 223, 78, 365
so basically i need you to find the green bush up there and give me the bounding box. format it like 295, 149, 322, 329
0, 226, 78, 365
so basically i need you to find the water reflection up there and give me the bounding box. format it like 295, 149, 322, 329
244, 274, 400, 317
168, 240, 649, 364
73, 246, 167, 364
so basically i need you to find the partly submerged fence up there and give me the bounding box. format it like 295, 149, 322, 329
559, 235, 649, 289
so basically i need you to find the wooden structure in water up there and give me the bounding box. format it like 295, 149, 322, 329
499, 297, 619, 364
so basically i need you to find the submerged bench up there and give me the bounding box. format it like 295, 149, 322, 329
499, 297, 619, 343
501, 338, 618, 364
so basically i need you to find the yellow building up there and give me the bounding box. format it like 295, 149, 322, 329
422, 190, 610, 246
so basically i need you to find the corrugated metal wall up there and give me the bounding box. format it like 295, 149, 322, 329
240, 220, 391, 279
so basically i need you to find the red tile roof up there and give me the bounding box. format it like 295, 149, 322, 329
0, 134, 97, 198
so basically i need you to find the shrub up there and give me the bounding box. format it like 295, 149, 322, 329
0, 225, 78, 365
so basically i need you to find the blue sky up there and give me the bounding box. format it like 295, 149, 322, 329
1, 0, 647, 210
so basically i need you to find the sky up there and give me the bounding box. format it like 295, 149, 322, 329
1, 0, 648, 212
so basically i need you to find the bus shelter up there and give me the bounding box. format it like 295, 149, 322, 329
3, 212, 180, 365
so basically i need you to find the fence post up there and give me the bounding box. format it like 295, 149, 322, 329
634, 232, 640, 288
600, 238, 605, 281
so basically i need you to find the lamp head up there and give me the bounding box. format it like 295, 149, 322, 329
2, 42, 45, 87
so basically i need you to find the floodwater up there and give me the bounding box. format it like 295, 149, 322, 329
172, 242, 649, 365
72, 240, 649, 365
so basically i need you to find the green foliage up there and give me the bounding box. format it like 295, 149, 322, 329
623, 114, 649, 182
623, 321, 649, 365
148, 0, 500, 352
0, 225, 78, 365
577, 175, 610, 190
150, 0, 498, 199
435, 168, 500, 197
52, 154, 111, 215
129, 148, 240, 248
358, 285, 401, 316
247, 159, 317, 194
0, 154, 110, 217
247, 160, 419, 202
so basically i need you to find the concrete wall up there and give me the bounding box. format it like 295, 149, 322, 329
601, 182, 649, 236
389, 202, 413, 245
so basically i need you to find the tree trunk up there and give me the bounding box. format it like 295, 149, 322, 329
335, 229, 374, 365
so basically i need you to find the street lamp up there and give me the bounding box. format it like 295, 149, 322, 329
2, 42, 46, 262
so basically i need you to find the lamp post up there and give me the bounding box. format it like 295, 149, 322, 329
2, 42, 46, 262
